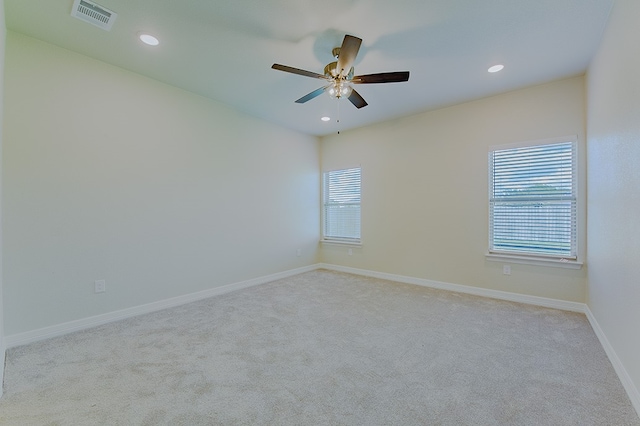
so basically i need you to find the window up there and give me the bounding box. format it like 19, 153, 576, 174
322, 167, 361, 244
488, 137, 577, 260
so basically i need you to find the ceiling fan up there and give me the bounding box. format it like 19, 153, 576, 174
271, 34, 410, 109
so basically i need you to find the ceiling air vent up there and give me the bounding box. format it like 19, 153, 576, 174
71, 0, 117, 31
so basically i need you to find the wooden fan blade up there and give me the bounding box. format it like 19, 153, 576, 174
347, 89, 368, 109
295, 86, 330, 104
272, 64, 328, 80
352, 71, 410, 84
336, 35, 362, 77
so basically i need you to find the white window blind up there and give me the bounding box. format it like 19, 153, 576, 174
323, 167, 361, 242
489, 138, 577, 259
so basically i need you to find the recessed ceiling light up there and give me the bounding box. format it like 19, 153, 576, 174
488, 64, 504, 73
139, 33, 159, 46
321, 116, 331, 122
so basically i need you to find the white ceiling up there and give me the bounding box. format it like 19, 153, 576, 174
4, 0, 613, 136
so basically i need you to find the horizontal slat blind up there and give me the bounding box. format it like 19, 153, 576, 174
323, 167, 361, 241
489, 140, 576, 258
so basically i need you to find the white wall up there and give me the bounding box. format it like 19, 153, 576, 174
2, 33, 320, 336
0, 0, 6, 398
321, 76, 587, 302
586, 0, 640, 410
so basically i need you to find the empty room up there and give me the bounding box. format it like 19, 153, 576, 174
0, 0, 639, 424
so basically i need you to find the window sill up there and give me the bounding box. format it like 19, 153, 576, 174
320, 239, 362, 247
485, 252, 583, 269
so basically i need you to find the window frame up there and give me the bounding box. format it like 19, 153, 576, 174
321, 167, 362, 246
486, 136, 582, 269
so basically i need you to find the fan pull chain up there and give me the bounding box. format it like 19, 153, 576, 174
336, 98, 341, 135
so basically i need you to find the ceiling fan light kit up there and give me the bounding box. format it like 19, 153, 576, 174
327, 81, 353, 99
271, 34, 410, 110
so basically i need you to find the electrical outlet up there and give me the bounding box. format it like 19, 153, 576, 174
348, 248, 353, 255
503, 265, 511, 275
296, 248, 301, 257
94, 279, 106, 293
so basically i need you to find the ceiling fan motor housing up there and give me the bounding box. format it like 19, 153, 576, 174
324, 62, 354, 80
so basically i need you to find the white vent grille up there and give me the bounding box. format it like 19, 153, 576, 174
71, 0, 117, 31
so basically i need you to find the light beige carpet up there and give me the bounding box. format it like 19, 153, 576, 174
1, 269, 638, 425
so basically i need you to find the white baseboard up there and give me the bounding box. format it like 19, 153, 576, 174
585, 306, 640, 417
319, 263, 639, 419
4, 263, 585, 350
5, 265, 317, 349
4, 262, 638, 419
318, 263, 586, 312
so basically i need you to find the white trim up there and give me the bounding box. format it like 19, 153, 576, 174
5, 265, 317, 349
320, 239, 362, 247
322, 167, 362, 243
489, 134, 578, 151
318, 263, 585, 312
6, 263, 588, 348
585, 306, 640, 417
488, 137, 579, 261
485, 252, 583, 269
4, 262, 638, 419
319, 263, 639, 418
